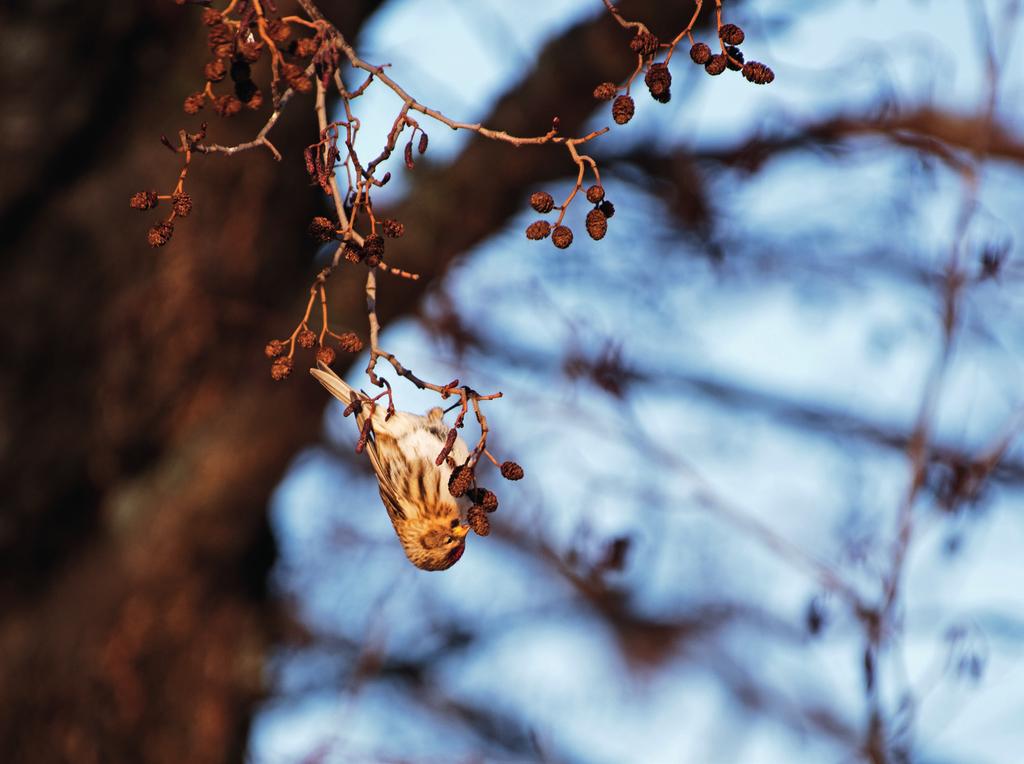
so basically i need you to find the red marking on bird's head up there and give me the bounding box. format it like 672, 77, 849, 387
444, 541, 466, 567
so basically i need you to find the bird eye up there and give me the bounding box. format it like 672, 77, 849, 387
444, 535, 454, 544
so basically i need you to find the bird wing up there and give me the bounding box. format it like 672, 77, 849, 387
365, 428, 409, 522
310, 362, 467, 524
310, 363, 415, 521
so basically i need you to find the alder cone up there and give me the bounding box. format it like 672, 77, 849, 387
630, 30, 659, 56
705, 55, 727, 76
316, 346, 336, 365
530, 191, 555, 214
742, 61, 775, 84
171, 191, 193, 217
468, 505, 490, 535
147, 222, 174, 247
586, 208, 608, 241
690, 42, 712, 64
552, 225, 574, 249
612, 95, 635, 125
501, 461, 524, 480
337, 332, 364, 353
644, 63, 671, 98
130, 190, 159, 210
449, 465, 474, 497
526, 220, 552, 240
719, 23, 745, 46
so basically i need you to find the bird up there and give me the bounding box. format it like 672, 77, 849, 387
310, 361, 472, 570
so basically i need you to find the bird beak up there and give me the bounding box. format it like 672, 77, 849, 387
453, 524, 470, 540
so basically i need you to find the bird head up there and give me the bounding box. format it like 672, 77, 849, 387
399, 516, 469, 571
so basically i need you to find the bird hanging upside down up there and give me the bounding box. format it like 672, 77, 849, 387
310, 362, 472, 570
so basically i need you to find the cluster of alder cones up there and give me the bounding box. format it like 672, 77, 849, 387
448, 460, 524, 537
129, 190, 194, 247
688, 23, 774, 84
596, 21, 774, 129
524, 186, 615, 249
264, 330, 364, 380
526, 20, 773, 248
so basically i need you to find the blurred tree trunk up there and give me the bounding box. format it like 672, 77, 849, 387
0, 3, 383, 762
0, 1, 691, 761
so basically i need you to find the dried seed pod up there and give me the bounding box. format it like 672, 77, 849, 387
316, 345, 336, 366
551, 225, 574, 249
449, 464, 474, 497
281, 62, 312, 93
526, 220, 552, 240
500, 461, 524, 480
689, 42, 712, 64
342, 242, 364, 263
704, 54, 727, 76
725, 45, 744, 71
382, 219, 405, 238
644, 62, 672, 99
586, 208, 608, 241
297, 329, 316, 349
629, 30, 660, 56
202, 8, 223, 25
183, 92, 206, 114
364, 233, 385, 259
264, 339, 284, 358
271, 356, 294, 381
236, 41, 263, 64
741, 60, 775, 85
364, 254, 381, 268
599, 200, 615, 219
468, 505, 490, 536
147, 221, 174, 247
308, 216, 336, 243
295, 37, 319, 57
130, 190, 159, 210
207, 23, 232, 47
593, 82, 618, 101
530, 191, 555, 214
292, 74, 314, 94
719, 23, 745, 46
418, 132, 429, 154
478, 489, 499, 512
585, 185, 605, 204
337, 332, 364, 353
266, 19, 292, 44
205, 59, 227, 82
612, 95, 635, 125
171, 191, 192, 217
213, 94, 242, 117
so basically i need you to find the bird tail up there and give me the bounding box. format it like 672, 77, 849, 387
310, 361, 359, 407
310, 361, 398, 436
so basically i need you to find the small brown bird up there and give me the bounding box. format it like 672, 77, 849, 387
310, 362, 472, 570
